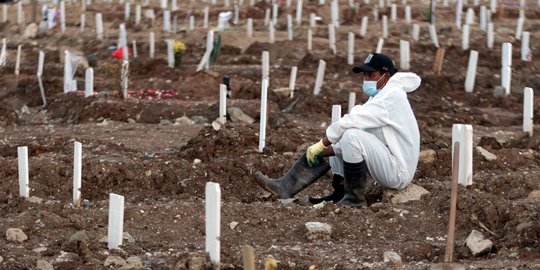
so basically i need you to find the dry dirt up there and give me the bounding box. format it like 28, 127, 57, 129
1, 0, 540, 269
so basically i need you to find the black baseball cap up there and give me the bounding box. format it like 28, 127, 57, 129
352, 53, 397, 75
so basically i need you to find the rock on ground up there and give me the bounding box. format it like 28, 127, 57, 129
227, 107, 255, 124
104, 255, 126, 267
419, 149, 437, 164
466, 230, 493, 256
6, 228, 28, 243
383, 251, 402, 264
36, 259, 54, 270
384, 184, 430, 204
305, 222, 332, 241
476, 146, 497, 161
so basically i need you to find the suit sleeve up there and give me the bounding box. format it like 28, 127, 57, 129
326, 98, 391, 144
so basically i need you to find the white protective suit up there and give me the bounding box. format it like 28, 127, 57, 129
326, 72, 421, 189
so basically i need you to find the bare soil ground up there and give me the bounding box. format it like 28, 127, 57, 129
1, 0, 540, 269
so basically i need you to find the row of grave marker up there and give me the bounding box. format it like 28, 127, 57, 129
15, 143, 222, 264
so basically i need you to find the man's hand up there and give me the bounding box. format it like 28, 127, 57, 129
306, 140, 327, 167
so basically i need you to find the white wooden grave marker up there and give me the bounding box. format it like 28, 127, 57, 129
234, 4, 239, 24
132, 40, 138, 58
219, 84, 227, 124
429, 24, 439, 48
348, 32, 354, 65
452, 124, 473, 186
64, 51, 72, 93
309, 13, 316, 27
382, 15, 388, 38
204, 7, 209, 28
80, 13, 86, 32
479, 6, 486, 31
376, 38, 384, 53
399, 40, 410, 70
166, 39, 174, 68
313, 60, 326, 95
487, 22, 494, 49
272, 4, 278, 25
107, 193, 124, 249
465, 8, 474, 25
149, 32, 155, 58
18, 146, 29, 198
205, 182, 221, 264
289, 66, 297, 98
136, 5, 141, 24
163, 10, 171, 32
14, 45, 21, 76
490, 0, 497, 12
85, 67, 94, 97
17, 1, 23, 25
391, 4, 397, 22
348, 92, 356, 113
259, 79, 268, 153
2, 4, 7, 23
60, 1, 66, 32
501, 42, 512, 95
246, 18, 253, 37
405, 6, 411, 24
412, 24, 420, 41
521, 32, 531, 61
462, 24, 469, 50
464, 50, 478, 93
455, 0, 463, 29
73, 142, 82, 205
360, 16, 368, 37
125, 2, 130, 21
331, 104, 341, 124
264, 8, 270, 26
121, 60, 129, 98
269, 21, 276, 43
37, 51, 46, 105
523, 87, 534, 136
296, 0, 303, 25
307, 29, 313, 51
515, 17, 524, 40
331, 0, 340, 27
328, 24, 336, 54
96, 13, 104, 40
287, 14, 293, 40
262, 51, 269, 82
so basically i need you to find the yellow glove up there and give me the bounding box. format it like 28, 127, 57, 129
306, 140, 327, 167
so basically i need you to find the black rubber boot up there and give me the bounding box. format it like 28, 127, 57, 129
254, 153, 331, 199
308, 174, 344, 204
337, 161, 368, 208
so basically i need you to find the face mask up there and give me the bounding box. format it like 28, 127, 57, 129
362, 74, 385, 97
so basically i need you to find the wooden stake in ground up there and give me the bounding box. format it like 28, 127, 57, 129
107, 193, 124, 250
14, 45, 21, 76
73, 142, 82, 207
219, 84, 227, 124
259, 79, 268, 153
205, 182, 221, 266
523, 87, 534, 136
18, 146, 29, 198
242, 245, 255, 270
444, 142, 460, 263
0, 38, 7, 67
432, 48, 445, 75
85, 67, 94, 97
313, 60, 326, 95
121, 60, 129, 98
289, 66, 297, 98
37, 51, 46, 105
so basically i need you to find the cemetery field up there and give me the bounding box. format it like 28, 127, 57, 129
1, 0, 540, 269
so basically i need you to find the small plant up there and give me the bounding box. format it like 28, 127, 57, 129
173, 40, 187, 67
